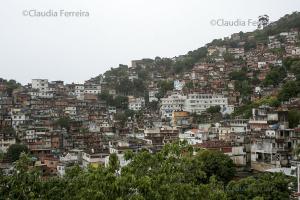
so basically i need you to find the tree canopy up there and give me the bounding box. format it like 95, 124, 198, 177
0, 142, 295, 200
6, 144, 29, 162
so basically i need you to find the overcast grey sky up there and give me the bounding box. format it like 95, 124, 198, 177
0, 0, 299, 84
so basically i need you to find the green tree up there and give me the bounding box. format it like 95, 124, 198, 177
184, 81, 194, 90
278, 81, 300, 101
235, 80, 252, 101
99, 91, 114, 105
223, 52, 235, 62
3, 153, 43, 199
5, 79, 21, 96
6, 144, 29, 162
0, 142, 295, 200
290, 60, 300, 81
226, 173, 293, 200
116, 78, 133, 95
108, 153, 120, 173
263, 66, 286, 86
206, 105, 221, 114
229, 68, 248, 81
115, 112, 128, 126
196, 150, 235, 184
55, 117, 72, 130
288, 109, 300, 128
156, 80, 174, 99
113, 95, 129, 109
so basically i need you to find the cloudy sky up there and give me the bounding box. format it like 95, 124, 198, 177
0, 0, 299, 84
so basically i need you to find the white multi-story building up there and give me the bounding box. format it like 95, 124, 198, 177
128, 96, 145, 111
74, 84, 85, 100
160, 93, 186, 118
75, 84, 84, 95
183, 93, 232, 115
149, 89, 159, 102
60, 151, 82, 163
29, 91, 54, 99
10, 109, 28, 129
65, 107, 77, 115
160, 93, 234, 118
108, 106, 117, 114
84, 84, 101, 95
32, 79, 49, 92
292, 47, 300, 55
268, 36, 281, 49
82, 151, 107, 169
25, 129, 37, 142
128, 73, 138, 81
179, 129, 203, 145
31, 79, 55, 99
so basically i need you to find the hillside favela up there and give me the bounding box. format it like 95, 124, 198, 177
1, 5, 300, 200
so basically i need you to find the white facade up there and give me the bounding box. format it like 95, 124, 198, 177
82, 152, 106, 168
25, 129, 37, 142
255, 86, 262, 93
183, 93, 229, 115
149, 89, 159, 102
11, 111, 28, 129
226, 146, 247, 166
160, 93, 234, 118
160, 93, 186, 118
128, 97, 145, 111
31, 79, 53, 98
128, 74, 138, 81
227, 119, 249, 134
65, 107, 77, 115
292, 47, 300, 55
30, 91, 54, 99
257, 61, 267, 69
174, 80, 185, 91
32, 79, 49, 92
74, 84, 84, 100
108, 106, 117, 114
60, 152, 79, 162
268, 36, 281, 49
221, 105, 235, 115
57, 163, 66, 177
75, 84, 84, 96
84, 84, 101, 94
179, 129, 203, 145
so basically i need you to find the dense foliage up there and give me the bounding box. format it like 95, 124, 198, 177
0, 142, 294, 200
263, 66, 287, 86
0, 78, 21, 96
6, 144, 29, 162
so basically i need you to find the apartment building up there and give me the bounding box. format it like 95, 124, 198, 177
32, 79, 49, 92
184, 93, 230, 115
160, 93, 186, 118
128, 96, 145, 111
